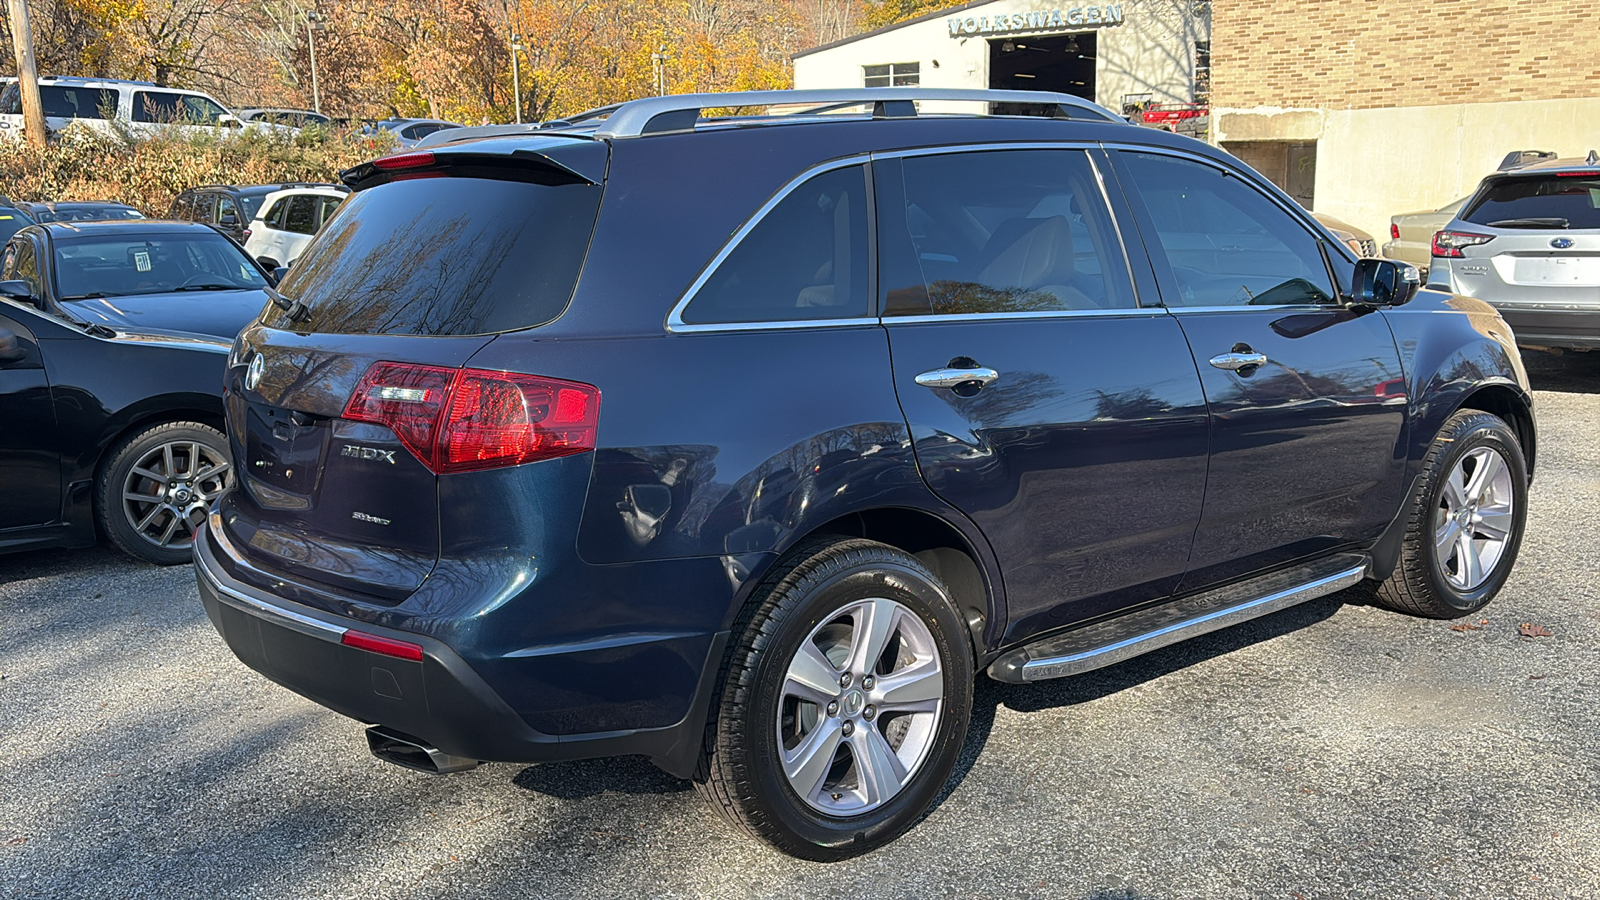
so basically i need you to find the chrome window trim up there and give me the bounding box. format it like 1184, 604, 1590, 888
1163, 304, 1337, 315
666, 154, 873, 335
885, 307, 1170, 325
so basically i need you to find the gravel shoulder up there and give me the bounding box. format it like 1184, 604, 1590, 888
2, 363, 1597, 900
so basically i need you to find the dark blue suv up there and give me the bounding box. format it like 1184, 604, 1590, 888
194, 89, 1535, 859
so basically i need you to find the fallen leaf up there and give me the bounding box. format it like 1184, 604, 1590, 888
1529, 674, 1548, 680
4, 836, 24, 846
1450, 622, 1481, 632
1519, 623, 1553, 638
1479, 619, 1489, 625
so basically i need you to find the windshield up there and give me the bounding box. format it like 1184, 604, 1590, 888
35, 205, 144, 223
237, 193, 270, 221
53, 231, 267, 299
1462, 175, 1600, 229
266, 173, 601, 335
0, 210, 34, 243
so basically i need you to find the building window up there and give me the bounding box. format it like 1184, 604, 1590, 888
1193, 41, 1211, 105
864, 63, 919, 87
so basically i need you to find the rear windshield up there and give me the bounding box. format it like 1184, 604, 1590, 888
266, 175, 601, 335
1462, 175, 1600, 229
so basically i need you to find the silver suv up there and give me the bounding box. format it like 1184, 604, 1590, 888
1429, 151, 1600, 349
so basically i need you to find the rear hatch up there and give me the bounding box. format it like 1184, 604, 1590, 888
220, 138, 607, 602
1444, 169, 1600, 307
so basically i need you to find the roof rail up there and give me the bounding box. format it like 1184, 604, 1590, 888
593, 88, 1122, 139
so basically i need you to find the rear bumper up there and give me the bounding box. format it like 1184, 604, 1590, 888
1491, 305, 1600, 349
194, 526, 726, 778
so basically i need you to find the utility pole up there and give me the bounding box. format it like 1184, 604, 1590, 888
5, 0, 48, 148
651, 46, 667, 96
306, 10, 324, 114
510, 32, 523, 124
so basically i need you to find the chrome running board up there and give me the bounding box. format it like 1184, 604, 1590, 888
988, 554, 1369, 683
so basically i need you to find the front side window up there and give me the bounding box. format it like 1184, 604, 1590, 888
263, 199, 287, 227
680, 165, 869, 326
51, 232, 266, 300
318, 196, 344, 227
1119, 151, 1337, 307
881, 149, 1135, 316
3, 239, 41, 298
285, 196, 318, 234
864, 63, 920, 87
132, 91, 184, 123
217, 197, 240, 224
181, 95, 226, 125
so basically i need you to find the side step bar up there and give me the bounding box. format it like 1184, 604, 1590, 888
989, 553, 1369, 683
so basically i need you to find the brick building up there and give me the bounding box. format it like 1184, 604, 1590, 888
1211, 0, 1600, 239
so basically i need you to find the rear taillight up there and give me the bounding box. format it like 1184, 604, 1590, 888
343, 362, 599, 473
1432, 230, 1494, 258
242, 228, 252, 241
1390, 223, 1400, 240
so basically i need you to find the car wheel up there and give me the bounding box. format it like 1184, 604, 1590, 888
1374, 409, 1527, 618
97, 422, 234, 565
695, 537, 974, 860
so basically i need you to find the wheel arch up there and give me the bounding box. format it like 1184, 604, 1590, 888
1454, 383, 1536, 479
87, 394, 228, 495
763, 505, 1005, 661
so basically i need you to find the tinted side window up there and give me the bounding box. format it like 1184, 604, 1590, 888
39, 86, 118, 119
881, 149, 1134, 316
7, 241, 41, 297
132, 91, 185, 123
681, 165, 869, 326
1119, 151, 1335, 307
318, 196, 344, 227
217, 196, 239, 223
285, 196, 317, 234
263, 199, 286, 226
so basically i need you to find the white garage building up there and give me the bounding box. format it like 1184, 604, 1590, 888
793, 0, 1211, 126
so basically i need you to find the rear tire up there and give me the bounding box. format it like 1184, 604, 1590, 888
694, 537, 974, 860
1374, 410, 1527, 618
97, 422, 234, 565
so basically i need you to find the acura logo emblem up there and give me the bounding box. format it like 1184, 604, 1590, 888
1551, 238, 1574, 249
245, 354, 265, 390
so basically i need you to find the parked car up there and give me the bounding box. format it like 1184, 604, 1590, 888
0, 76, 291, 142
243, 185, 348, 269
363, 117, 464, 149
0, 200, 35, 244
1383, 196, 1468, 275
196, 88, 1535, 861
168, 183, 334, 244
237, 107, 329, 129
0, 259, 234, 564
1311, 211, 1377, 257
0, 220, 273, 340
1429, 151, 1600, 350
13, 200, 145, 223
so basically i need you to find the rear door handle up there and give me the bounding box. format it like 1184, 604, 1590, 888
915, 366, 1000, 389
1208, 351, 1268, 372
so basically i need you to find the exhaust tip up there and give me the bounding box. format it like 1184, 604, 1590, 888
366, 725, 479, 774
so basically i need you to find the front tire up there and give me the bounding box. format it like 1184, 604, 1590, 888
1375, 409, 1527, 618
97, 422, 234, 565
695, 538, 974, 860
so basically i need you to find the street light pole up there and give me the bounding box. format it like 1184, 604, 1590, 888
511, 32, 523, 124
306, 10, 323, 114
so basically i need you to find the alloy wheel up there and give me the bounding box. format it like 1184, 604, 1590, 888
776, 596, 945, 816
120, 440, 233, 552
1434, 445, 1515, 591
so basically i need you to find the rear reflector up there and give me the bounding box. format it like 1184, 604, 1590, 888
372, 151, 436, 170
342, 630, 425, 661
343, 362, 600, 473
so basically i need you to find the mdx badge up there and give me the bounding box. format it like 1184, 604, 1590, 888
342, 444, 397, 464
245, 354, 265, 390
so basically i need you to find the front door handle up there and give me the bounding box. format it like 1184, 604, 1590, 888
1209, 351, 1268, 373
915, 366, 1000, 390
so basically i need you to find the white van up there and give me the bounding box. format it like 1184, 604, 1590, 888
0, 76, 294, 142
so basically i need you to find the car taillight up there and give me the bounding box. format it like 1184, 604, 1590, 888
1431, 230, 1494, 258
343, 362, 599, 474
242, 228, 252, 241
1390, 223, 1400, 240
372, 151, 435, 170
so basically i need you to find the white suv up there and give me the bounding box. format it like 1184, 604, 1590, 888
243, 185, 348, 268
0, 76, 292, 142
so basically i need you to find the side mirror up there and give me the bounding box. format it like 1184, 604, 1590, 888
0, 327, 25, 363
220, 114, 243, 129
0, 279, 34, 302
272, 266, 289, 284
219, 214, 239, 228
1350, 258, 1420, 308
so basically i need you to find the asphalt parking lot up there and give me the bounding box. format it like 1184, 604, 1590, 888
2, 352, 1597, 900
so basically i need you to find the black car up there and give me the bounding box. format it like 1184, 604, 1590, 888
0, 220, 273, 341
0, 280, 233, 564
167, 183, 335, 243
195, 89, 1535, 859
0, 199, 35, 244
14, 200, 145, 223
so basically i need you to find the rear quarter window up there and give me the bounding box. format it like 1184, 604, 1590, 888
266, 173, 602, 335
1462, 175, 1600, 229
